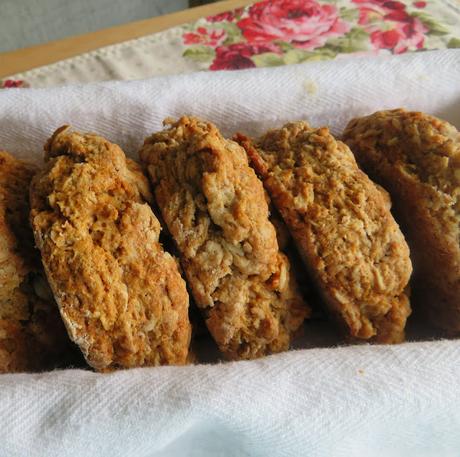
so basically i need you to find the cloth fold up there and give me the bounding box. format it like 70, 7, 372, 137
0, 49, 459, 457
1, 341, 460, 457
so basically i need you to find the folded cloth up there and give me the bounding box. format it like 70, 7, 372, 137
1, 50, 459, 163
0, 50, 459, 457
1, 342, 460, 457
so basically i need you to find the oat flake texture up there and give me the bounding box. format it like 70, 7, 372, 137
0, 51, 459, 456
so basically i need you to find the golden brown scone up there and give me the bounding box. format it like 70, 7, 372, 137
343, 109, 460, 332
139, 116, 310, 360
0, 151, 72, 372
30, 126, 191, 371
237, 122, 412, 343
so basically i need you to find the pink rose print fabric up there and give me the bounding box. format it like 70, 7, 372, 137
2, 0, 459, 88
354, 0, 428, 53
183, 27, 227, 47
0, 79, 29, 89
237, 0, 350, 49
181, 0, 460, 71
210, 42, 283, 70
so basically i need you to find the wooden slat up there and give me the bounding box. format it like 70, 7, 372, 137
0, 0, 253, 78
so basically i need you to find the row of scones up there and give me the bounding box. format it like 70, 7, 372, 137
0, 108, 458, 373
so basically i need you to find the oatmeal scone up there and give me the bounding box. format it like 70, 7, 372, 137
30, 126, 191, 371
343, 109, 460, 332
237, 122, 412, 343
139, 117, 310, 360
0, 151, 72, 372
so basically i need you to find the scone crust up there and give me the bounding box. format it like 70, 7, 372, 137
238, 122, 412, 343
30, 126, 191, 371
0, 150, 70, 372
140, 117, 309, 360
343, 109, 460, 331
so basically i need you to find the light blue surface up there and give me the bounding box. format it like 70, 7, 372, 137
0, 0, 188, 52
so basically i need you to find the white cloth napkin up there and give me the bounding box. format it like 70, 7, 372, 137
0, 50, 459, 457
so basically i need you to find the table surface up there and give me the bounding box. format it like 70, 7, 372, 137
0, 0, 253, 79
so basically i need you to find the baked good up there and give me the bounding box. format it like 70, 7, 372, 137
237, 121, 412, 343
30, 126, 191, 371
0, 151, 72, 372
139, 116, 310, 360
343, 109, 460, 332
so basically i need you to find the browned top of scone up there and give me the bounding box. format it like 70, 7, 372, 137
344, 109, 460, 246
0, 150, 72, 372
30, 126, 191, 371
239, 121, 412, 342
140, 117, 309, 360
343, 109, 460, 330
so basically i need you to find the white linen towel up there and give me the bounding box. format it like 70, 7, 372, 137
0, 49, 459, 457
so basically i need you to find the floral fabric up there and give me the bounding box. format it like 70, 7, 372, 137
2, 0, 460, 88
182, 0, 460, 70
